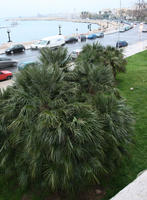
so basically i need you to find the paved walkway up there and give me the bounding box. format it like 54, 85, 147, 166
124, 40, 147, 57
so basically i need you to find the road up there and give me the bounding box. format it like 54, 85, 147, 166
1, 24, 147, 73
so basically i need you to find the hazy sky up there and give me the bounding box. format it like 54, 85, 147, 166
1, 0, 136, 18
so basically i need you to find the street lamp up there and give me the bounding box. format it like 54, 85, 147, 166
117, 0, 122, 48
58, 25, 62, 35
7, 29, 12, 42
76, 28, 78, 35
88, 24, 92, 31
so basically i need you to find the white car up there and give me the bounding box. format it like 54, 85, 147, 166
30, 41, 41, 50
31, 35, 65, 50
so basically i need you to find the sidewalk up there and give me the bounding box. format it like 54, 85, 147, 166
124, 40, 147, 57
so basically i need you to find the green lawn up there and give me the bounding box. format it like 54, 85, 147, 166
0, 50, 147, 200
103, 50, 147, 199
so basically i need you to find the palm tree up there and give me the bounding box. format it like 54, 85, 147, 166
77, 43, 126, 79
0, 63, 105, 193
76, 43, 105, 66
40, 47, 70, 69
103, 46, 127, 79
0, 46, 134, 198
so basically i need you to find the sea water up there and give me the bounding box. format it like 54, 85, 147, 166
0, 19, 99, 44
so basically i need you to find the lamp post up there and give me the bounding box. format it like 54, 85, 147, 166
76, 28, 78, 35
89, 24, 92, 31
58, 25, 62, 35
117, 0, 122, 48
7, 29, 12, 42
88, 24, 92, 31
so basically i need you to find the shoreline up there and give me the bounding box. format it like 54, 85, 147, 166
7, 17, 119, 27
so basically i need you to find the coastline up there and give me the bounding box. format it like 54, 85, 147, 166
8, 17, 119, 27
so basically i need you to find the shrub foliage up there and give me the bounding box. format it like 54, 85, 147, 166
0, 44, 133, 195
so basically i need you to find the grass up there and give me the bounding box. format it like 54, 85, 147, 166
0, 50, 147, 200
102, 50, 147, 199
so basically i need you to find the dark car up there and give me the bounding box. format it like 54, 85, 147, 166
96, 32, 104, 38
65, 37, 78, 44
0, 57, 18, 68
5, 44, 25, 55
116, 41, 128, 48
79, 35, 86, 42
87, 34, 97, 40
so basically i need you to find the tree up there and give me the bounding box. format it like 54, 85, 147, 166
40, 47, 70, 69
0, 46, 134, 198
77, 43, 127, 79
103, 46, 126, 79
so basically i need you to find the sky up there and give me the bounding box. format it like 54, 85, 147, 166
0, 0, 137, 18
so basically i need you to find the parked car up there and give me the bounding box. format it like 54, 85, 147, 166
79, 35, 86, 42
31, 35, 65, 49
65, 37, 78, 44
87, 34, 97, 40
119, 28, 126, 32
0, 57, 18, 68
70, 49, 82, 59
116, 41, 128, 48
5, 44, 25, 55
18, 61, 36, 71
142, 29, 147, 33
96, 32, 104, 38
30, 41, 41, 50
124, 26, 131, 31
0, 70, 13, 81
